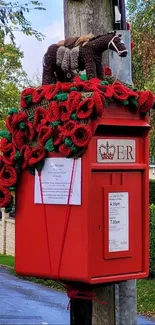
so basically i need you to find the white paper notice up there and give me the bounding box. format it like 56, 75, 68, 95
35, 158, 81, 205
109, 192, 129, 252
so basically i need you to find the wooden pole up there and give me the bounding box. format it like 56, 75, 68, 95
63, 0, 113, 66
63, 1, 137, 324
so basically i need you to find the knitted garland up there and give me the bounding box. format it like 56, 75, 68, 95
0, 75, 155, 211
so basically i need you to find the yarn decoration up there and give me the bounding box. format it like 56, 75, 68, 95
0, 75, 155, 211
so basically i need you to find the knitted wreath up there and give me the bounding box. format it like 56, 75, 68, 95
0, 75, 155, 211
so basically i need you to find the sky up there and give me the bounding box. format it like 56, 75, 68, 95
15, 0, 64, 80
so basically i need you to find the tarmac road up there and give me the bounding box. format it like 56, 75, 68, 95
0, 268, 154, 325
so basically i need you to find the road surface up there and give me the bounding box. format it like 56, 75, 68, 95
0, 268, 154, 325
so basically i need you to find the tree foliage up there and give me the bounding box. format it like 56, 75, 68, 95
0, 32, 26, 129
0, 1, 45, 42
0, 1, 46, 129
127, 0, 155, 160
127, 0, 155, 91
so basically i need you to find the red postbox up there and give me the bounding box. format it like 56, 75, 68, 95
15, 102, 150, 284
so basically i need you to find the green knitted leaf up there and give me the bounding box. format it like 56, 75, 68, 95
36, 159, 45, 172
19, 122, 26, 130
45, 138, 55, 152
51, 120, 61, 127
53, 92, 68, 101
15, 150, 20, 160
80, 74, 87, 81
64, 138, 73, 147
122, 100, 129, 106
85, 92, 94, 98
100, 80, 109, 85
8, 108, 18, 115
71, 144, 77, 153
130, 98, 138, 108
15, 163, 21, 175
27, 166, 35, 175
105, 98, 111, 107
70, 87, 78, 91
9, 187, 15, 191
5, 206, 13, 213
24, 95, 32, 104
28, 115, 34, 123
71, 113, 77, 120
0, 130, 12, 141
5, 197, 14, 213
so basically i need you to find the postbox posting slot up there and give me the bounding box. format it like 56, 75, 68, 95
94, 124, 150, 137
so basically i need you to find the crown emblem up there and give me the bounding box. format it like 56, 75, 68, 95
99, 141, 116, 160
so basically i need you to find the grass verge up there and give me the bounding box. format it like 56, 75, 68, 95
1, 255, 155, 317
137, 279, 155, 318
0, 254, 14, 267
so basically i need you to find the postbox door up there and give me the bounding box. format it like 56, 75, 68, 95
90, 171, 143, 277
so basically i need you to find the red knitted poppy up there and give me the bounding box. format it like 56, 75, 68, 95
29, 147, 46, 166
77, 97, 94, 119
104, 66, 112, 76
93, 91, 105, 117
0, 185, 12, 208
12, 130, 26, 150
25, 121, 35, 141
59, 144, 71, 157
20, 145, 32, 169
68, 91, 81, 112
0, 138, 12, 153
86, 78, 100, 92
99, 84, 113, 98
11, 111, 27, 129
33, 107, 48, 132
20, 88, 35, 108
73, 76, 91, 92
0, 155, 4, 171
53, 126, 63, 146
71, 124, 92, 147
0, 165, 17, 187
64, 120, 77, 133
59, 101, 71, 122
138, 90, 154, 113
126, 88, 138, 98
5, 115, 13, 133
44, 82, 61, 101
32, 85, 51, 103
48, 101, 59, 122
38, 126, 53, 146
61, 82, 74, 92
3, 145, 17, 165
113, 83, 129, 101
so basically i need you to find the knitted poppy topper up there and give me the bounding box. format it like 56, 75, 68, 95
0, 75, 154, 211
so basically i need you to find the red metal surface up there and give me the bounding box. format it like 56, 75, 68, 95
15, 103, 150, 283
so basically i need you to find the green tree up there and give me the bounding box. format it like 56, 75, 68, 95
127, 0, 155, 92
0, 34, 26, 129
0, 1, 46, 129
0, 1, 45, 42
127, 0, 155, 160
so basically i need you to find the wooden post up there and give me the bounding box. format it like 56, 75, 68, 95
63, 0, 113, 66
63, 1, 137, 324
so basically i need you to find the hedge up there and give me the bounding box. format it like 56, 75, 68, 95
150, 179, 155, 204
150, 204, 155, 278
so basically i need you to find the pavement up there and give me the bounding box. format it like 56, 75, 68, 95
0, 268, 155, 325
